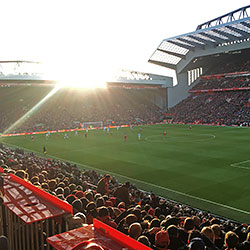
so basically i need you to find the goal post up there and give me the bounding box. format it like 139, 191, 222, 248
82, 121, 103, 128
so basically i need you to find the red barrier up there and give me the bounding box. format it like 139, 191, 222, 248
4, 174, 72, 223
1, 172, 72, 250
189, 87, 250, 93
201, 71, 249, 79
47, 219, 152, 250
93, 219, 151, 250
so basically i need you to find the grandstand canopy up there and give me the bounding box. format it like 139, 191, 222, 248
0, 61, 173, 88
149, 5, 250, 70
107, 69, 173, 88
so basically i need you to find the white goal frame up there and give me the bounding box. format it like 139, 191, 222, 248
82, 121, 103, 128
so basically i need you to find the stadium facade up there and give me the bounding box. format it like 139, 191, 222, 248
149, 5, 250, 109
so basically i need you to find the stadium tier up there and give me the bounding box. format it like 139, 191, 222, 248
0, 87, 162, 134
1, 5, 250, 250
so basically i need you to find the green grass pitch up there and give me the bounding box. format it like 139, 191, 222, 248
2, 124, 250, 223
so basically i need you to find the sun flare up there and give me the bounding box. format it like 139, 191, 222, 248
56, 79, 107, 89
43, 62, 110, 89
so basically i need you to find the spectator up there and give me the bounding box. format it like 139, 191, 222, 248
153, 230, 170, 250
167, 225, 185, 250
97, 206, 117, 228
238, 232, 250, 250
224, 231, 239, 250
138, 235, 151, 248
97, 174, 110, 195
179, 217, 195, 244
201, 226, 215, 243
211, 224, 224, 249
114, 181, 130, 206
188, 237, 205, 250
128, 222, 142, 240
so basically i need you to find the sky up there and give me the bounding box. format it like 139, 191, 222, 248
0, 0, 248, 85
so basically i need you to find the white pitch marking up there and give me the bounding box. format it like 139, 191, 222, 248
230, 160, 250, 170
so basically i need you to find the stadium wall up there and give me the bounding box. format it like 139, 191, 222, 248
153, 88, 167, 109
167, 72, 189, 109
167, 72, 203, 109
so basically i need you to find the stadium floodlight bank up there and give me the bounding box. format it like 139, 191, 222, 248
82, 121, 103, 128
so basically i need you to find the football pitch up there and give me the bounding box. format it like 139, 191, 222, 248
2, 124, 250, 223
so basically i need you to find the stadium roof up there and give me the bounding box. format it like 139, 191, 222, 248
149, 5, 250, 70
107, 69, 173, 88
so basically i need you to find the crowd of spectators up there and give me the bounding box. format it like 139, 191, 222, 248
0, 87, 162, 134
167, 60, 250, 126
167, 91, 250, 126
192, 76, 250, 91
0, 85, 52, 133
0, 144, 250, 250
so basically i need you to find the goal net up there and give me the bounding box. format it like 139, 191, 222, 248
82, 121, 103, 128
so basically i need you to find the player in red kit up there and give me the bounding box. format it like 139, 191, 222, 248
124, 134, 127, 142
163, 131, 166, 137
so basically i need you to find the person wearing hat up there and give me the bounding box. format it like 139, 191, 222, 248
153, 230, 170, 250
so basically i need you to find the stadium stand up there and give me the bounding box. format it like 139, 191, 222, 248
166, 60, 250, 126
0, 87, 162, 134
0, 86, 53, 133
1, 144, 250, 249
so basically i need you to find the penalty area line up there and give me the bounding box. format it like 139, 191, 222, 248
3, 142, 250, 216
230, 159, 250, 170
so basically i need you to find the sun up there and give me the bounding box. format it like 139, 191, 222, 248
43, 61, 111, 89
52, 70, 107, 89
56, 78, 107, 89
